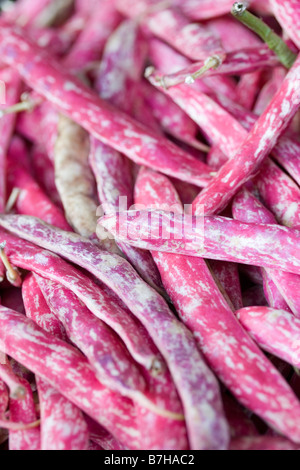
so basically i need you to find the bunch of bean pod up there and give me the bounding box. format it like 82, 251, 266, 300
0, 0, 300, 451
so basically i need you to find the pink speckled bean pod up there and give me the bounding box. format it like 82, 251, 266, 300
63, 0, 121, 71
169, 71, 300, 188
147, 37, 237, 101
2, 0, 55, 27
208, 260, 243, 311
236, 306, 300, 369
176, 0, 244, 20
235, 71, 262, 111
0, 380, 8, 417
7, 139, 71, 231
90, 139, 164, 294
270, 0, 300, 49
22, 274, 89, 450
0, 225, 157, 371
0, 26, 212, 188
30, 145, 63, 209
16, 102, 58, 160
232, 187, 300, 315
22, 273, 67, 340
94, 18, 148, 113
206, 16, 262, 52
0, 362, 40, 450
90, 19, 164, 293
176, 0, 271, 20
141, 7, 224, 62
0, 215, 228, 450
212, 90, 300, 187
0, 306, 142, 449
35, 275, 189, 432
190, 54, 300, 216
133, 166, 300, 443
229, 435, 299, 450
0, 68, 22, 213
154, 47, 277, 89
34, 274, 178, 414
115, 1, 224, 61
253, 159, 300, 228
100, 209, 300, 275
254, 67, 286, 114
261, 271, 292, 312
140, 81, 208, 151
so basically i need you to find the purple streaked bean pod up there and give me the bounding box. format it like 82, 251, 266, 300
0, 306, 142, 449
0, 226, 158, 372
235, 71, 262, 111
254, 66, 286, 114
94, 18, 148, 113
63, 0, 121, 71
34, 274, 179, 416
270, 0, 300, 49
133, 166, 300, 443
141, 7, 224, 61
35, 275, 187, 425
0, 380, 8, 417
140, 81, 209, 152
90, 18, 165, 292
190, 54, 300, 216
0, 361, 40, 450
232, 187, 300, 316
207, 15, 262, 51
30, 145, 63, 209
22, 274, 89, 450
0, 26, 213, 188
236, 306, 300, 369
253, 159, 300, 228
152, 47, 278, 89
0, 215, 228, 450
115, 1, 224, 61
0, 68, 22, 213
7, 138, 71, 231
100, 209, 300, 275
208, 260, 243, 311
261, 271, 292, 312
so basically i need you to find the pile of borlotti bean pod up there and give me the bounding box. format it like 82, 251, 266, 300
0, 0, 299, 451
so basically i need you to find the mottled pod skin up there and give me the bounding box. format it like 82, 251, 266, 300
22, 274, 89, 450
0, 68, 22, 213
7, 139, 71, 231
100, 209, 300, 276
133, 167, 300, 444
0, 361, 40, 451
154, 47, 278, 88
34, 275, 177, 413
232, 188, 300, 316
0, 26, 212, 188
190, 55, 300, 215
90, 18, 164, 293
0, 305, 140, 449
270, 0, 300, 50
0, 224, 157, 371
0, 215, 228, 450
237, 306, 300, 368
0, 306, 188, 450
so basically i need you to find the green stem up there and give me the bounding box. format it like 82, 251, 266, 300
231, 2, 297, 69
